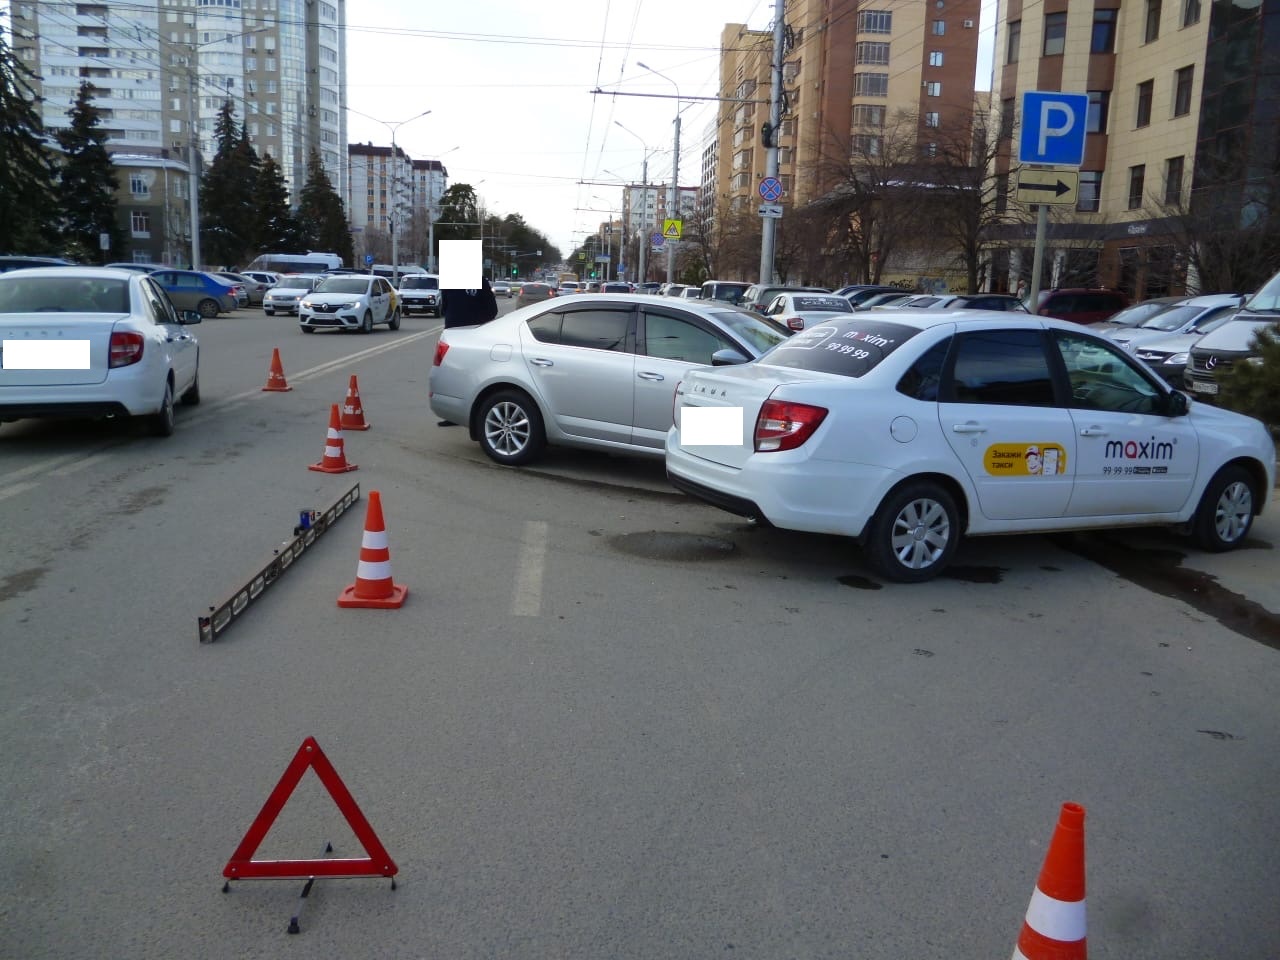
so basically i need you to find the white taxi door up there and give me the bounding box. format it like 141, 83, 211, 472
939, 328, 1075, 521
1052, 330, 1199, 517
372, 279, 390, 322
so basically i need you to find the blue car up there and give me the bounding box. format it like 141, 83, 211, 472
149, 269, 238, 317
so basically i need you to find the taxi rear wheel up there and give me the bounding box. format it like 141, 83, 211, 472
1192, 465, 1255, 552
864, 480, 960, 583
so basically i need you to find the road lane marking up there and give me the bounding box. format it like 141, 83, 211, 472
0, 480, 38, 504
512, 520, 549, 617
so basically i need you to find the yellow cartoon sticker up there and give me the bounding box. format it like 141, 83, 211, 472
984, 443, 1067, 476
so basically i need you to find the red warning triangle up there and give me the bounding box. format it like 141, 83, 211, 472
222, 736, 398, 880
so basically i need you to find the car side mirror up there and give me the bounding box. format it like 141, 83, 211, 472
1164, 390, 1189, 417
711, 347, 749, 366
181, 310, 203, 324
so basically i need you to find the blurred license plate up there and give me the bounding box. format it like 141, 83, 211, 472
1191, 380, 1219, 395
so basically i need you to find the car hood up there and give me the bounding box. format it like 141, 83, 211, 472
268, 286, 312, 295
304, 292, 367, 304
1130, 330, 1203, 353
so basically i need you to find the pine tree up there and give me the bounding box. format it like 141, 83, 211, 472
249, 153, 302, 253
199, 101, 259, 268
297, 149, 353, 266
1219, 324, 1280, 428
54, 81, 123, 263
0, 30, 59, 252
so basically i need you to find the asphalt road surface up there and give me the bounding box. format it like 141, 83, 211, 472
1, 299, 1277, 959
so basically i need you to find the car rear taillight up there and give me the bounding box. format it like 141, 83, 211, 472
109, 331, 145, 368
785, 317, 804, 330
433, 341, 449, 366
754, 398, 828, 452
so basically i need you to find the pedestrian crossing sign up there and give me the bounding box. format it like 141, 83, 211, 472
662, 219, 683, 240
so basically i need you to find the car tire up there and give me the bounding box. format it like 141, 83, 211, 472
149, 379, 175, 437
197, 298, 219, 319
180, 362, 200, 405
264, 309, 274, 316
864, 480, 960, 583
1191, 464, 1255, 552
360, 310, 373, 334
477, 389, 546, 466
301, 325, 315, 334
388, 307, 401, 331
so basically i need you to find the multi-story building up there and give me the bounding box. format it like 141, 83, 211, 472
11, 0, 346, 261
990, 0, 1277, 297
111, 155, 192, 266
345, 144, 448, 267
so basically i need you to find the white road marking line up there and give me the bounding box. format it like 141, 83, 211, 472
0, 480, 38, 504
511, 520, 549, 617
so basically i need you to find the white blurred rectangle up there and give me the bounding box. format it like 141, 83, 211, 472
3, 339, 90, 370
438, 240, 482, 289
682, 406, 744, 446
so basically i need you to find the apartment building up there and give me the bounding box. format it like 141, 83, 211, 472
620, 185, 698, 239
991, 0, 1277, 296
10, 0, 346, 217
111, 154, 192, 265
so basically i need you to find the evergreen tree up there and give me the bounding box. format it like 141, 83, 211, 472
297, 149, 353, 265
1220, 324, 1280, 428
54, 81, 123, 263
249, 153, 302, 253
199, 101, 259, 267
0, 29, 59, 252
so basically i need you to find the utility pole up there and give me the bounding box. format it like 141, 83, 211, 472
759, 2, 786, 285
668, 116, 680, 283
187, 71, 201, 270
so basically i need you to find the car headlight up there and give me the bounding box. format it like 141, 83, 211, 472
336, 301, 358, 310
1164, 352, 1189, 366
1246, 356, 1265, 366
300, 300, 313, 309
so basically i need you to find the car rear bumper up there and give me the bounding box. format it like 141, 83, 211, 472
0, 376, 160, 419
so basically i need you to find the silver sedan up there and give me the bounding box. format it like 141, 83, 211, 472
428, 293, 790, 465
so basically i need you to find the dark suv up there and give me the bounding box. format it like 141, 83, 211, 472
1033, 288, 1129, 324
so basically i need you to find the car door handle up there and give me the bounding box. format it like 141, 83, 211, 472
637, 371, 665, 381
1079, 426, 1109, 436
529, 358, 553, 367
951, 422, 987, 434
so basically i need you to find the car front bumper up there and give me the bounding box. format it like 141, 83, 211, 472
299, 309, 363, 329
401, 297, 439, 313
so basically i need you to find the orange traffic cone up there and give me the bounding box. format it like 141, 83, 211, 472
338, 490, 407, 608
340, 374, 370, 431
262, 347, 292, 391
1012, 802, 1087, 960
308, 404, 358, 474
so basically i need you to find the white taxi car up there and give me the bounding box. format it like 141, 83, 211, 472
298, 275, 400, 334
666, 311, 1275, 582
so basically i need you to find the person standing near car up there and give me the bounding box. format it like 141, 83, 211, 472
440, 276, 499, 329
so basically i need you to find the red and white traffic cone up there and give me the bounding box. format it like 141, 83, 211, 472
1012, 802, 1087, 960
308, 404, 358, 474
340, 374, 370, 430
262, 347, 292, 391
338, 490, 407, 609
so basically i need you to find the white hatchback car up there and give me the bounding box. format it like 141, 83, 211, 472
762, 291, 856, 330
0, 267, 202, 436
298, 275, 400, 334
667, 310, 1275, 581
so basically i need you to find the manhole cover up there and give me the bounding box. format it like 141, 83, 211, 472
609, 531, 736, 562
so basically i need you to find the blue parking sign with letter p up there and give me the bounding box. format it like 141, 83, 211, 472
1019, 91, 1089, 166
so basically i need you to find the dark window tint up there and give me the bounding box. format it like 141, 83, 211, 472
947, 329, 1055, 406
792, 296, 853, 312
558, 309, 630, 351
763, 319, 919, 378
897, 336, 952, 400
1091, 8, 1118, 51
526, 311, 562, 343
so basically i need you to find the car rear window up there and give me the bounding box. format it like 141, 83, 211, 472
792, 296, 853, 312
0, 276, 130, 313
762, 319, 918, 377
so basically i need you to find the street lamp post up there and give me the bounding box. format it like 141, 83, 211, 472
638, 62, 681, 284
347, 107, 432, 281
613, 121, 656, 286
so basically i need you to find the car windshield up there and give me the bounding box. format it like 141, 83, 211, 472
710, 310, 791, 354
0, 276, 130, 313
792, 296, 853, 313
278, 274, 319, 288
1105, 301, 1174, 327
1243, 272, 1280, 312
1138, 304, 1204, 331
400, 277, 438, 290
708, 284, 750, 302
313, 277, 369, 294
761, 318, 919, 377
1202, 318, 1280, 350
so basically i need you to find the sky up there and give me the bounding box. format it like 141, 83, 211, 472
343, 1, 998, 261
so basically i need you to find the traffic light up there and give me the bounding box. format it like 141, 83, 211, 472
511, 265, 517, 276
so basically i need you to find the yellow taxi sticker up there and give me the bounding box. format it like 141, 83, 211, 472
984, 443, 1067, 476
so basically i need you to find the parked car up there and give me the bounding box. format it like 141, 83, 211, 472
0, 255, 75, 273
492, 280, 513, 298
1088, 296, 1183, 333
843, 285, 909, 307
105, 262, 161, 274
559, 281, 582, 296
149, 268, 237, 317
740, 283, 831, 315
1184, 271, 1280, 398
662, 284, 689, 297
897, 293, 1031, 312
428, 294, 791, 466
700, 280, 752, 305
602, 282, 631, 294
679, 286, 703, 300
638, 282, 662, 295
0, 266, 202, 436
1104, 294, 1246, 350
298, 274, 400, 333
666, 310, 1275, 582
762, 291, 856, 330
856, 291, 916, 310
1033, 288, 1129, 324
1131, 311, 1241, 386
584, 281, 602, 293
516, 282, 556, 307
398, 273, 441, 317
263, 274, 323, 316
218, 270, 270, 306
210, 273, 249, 308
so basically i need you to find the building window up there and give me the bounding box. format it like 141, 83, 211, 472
1086, 90, 1109, 133
1144, 0, 1161, 42
1128, 165, 1146, 208
1044, 13, 1067, 55
932, 19, 946, 35
1091, 9, 1117, 52
1182, 0, 1201, 26
929, 50, 944, 67
1001, 97, 1015, 139
1006, 20, 1021, 63
1136, 80, 1154, 127
852, 103, 885, 127
858, 10, 892, 33
853, 73, 889, 97
1164, 156, 1184, 204
853, 134, 882, 156
129, 174, 149, 197
1078, 171, 1102, 212
856, 42, 890, 65
130, 211, 151, 236
925, 112, 940, 128
926, 81, 941, 97
1173, 65, 1194, 116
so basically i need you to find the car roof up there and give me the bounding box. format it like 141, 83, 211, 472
820, 306, 1101, 334
0, 265, 139, 280
1176, 293, 1246, 306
